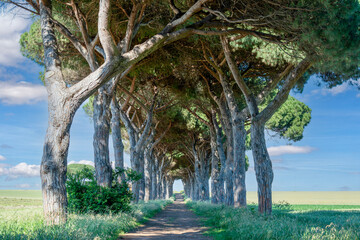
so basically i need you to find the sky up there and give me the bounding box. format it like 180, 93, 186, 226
0, 11, 359, 192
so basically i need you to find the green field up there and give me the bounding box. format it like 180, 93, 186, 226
0, 190, 171, 240
1, 191, 359, 239
187, 200, 360, 240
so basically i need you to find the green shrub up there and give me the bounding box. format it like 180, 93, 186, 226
66, 167, 141, 214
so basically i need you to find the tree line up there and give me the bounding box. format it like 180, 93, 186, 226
2, 0, 359, 225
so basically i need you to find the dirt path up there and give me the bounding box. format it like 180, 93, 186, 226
120, 194, 212, 240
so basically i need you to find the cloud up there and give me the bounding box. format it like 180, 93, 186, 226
0, 12, 32, 67
0, 81, 47, 105
0, 162, 40, 180
0, 155, 6, 161
357, 93, 360, 98
0, 144, 13, 149
16, 183, 31, 189
313, 79, 360, 97
268, 145, 315, 157
68, 160, 94, 167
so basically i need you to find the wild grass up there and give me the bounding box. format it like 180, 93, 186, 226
187, 200, 360, 240
0, 196, 172, 240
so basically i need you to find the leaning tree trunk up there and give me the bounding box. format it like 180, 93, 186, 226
93, 85, 113, 187
111, 98, 125, 181
251, 121, 273, 214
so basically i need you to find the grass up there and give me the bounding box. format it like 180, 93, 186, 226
0, 190, 172, 240
67, 164, 95, 175
0, 190, 42, 199
186, 200, 360, 240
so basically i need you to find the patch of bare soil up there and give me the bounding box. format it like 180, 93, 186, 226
120, 194, 212, 240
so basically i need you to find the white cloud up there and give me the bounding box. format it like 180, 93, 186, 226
68, 160, 94, 167
0, 155, 6, 161
0, 81, 47, 105
268, 145, 315, 157
357, 93, 360, 98
16, 183, 31, 189
0, 12, 32, 67
324, 84, 349, 96
0, 162, 40, 180
315, 80, 360, 97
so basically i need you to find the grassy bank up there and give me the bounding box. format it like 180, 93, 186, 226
0, 195, 172, 240
187, 201, 360, 240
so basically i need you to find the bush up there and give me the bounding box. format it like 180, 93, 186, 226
66, 167, 141, 214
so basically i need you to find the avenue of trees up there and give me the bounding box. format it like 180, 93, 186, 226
2, 0, 359, 225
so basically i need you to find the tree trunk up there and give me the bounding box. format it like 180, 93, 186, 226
210, 127, 221, 204
144, 147, 151, 202
224, 129, 234, 205
93, 84, 113, 187
41, 96, 75, 224
138, 151, 145, 201
162, 175, 167, 199
251, 121, 273, 214
157, 171, 162, 199
232, 117, 247, 207
167, 177, 174, 199
111, 98, 125, 181
213, 115, 226, 203
151, 159, 157, 200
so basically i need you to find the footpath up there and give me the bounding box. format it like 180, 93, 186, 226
120, 193, 212, 239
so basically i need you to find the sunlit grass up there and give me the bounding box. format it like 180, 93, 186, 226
187, 200, 360, 240
0, 193, 172, 240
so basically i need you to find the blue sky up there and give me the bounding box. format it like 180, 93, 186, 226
0, 12, 359, 192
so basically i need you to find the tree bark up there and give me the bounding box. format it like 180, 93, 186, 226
162, 176, 167, 199
251, 121, 273, 214
151, 158, 157, 200
111, 98, 125, 181
41, 98, 74, 225
212, 112, 226, 203
166, 177, 174, 199
144, 146, 152, 202
210, 127, 221, 204
93, 83, 113, 187
217, 72, 247, 207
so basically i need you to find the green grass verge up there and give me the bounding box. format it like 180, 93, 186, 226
0, 191, 42, 199
186, 200, 360, 240
0, 199, 172, 240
